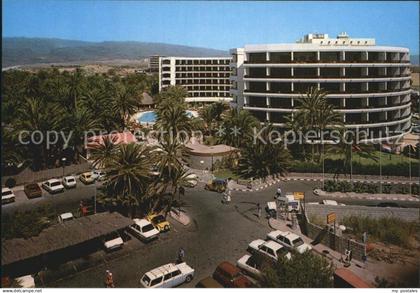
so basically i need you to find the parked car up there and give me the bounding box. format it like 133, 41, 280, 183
377, 202, 405, 208
248, 239, 291, 261
236, 254, 264, 278
140, 262, 194, 288
146, 213, 171, 232
58, 212, 74, 223
267, 230, 312, 254
205, 178, 227, 193
62, 176, 77, 189
92, 169, 106, 181
24, 183, 42, 199
103, 232, 124, 251
185, 173, 198, 188
79, 172, 95, 185
195, 277, 223, 288
42, 179, 64, 194
212, 261, 253, 288
1, 187, 16, 204
129, 218, 160, 241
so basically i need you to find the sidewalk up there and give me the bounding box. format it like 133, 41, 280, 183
314, 188, 420, 202
268, 218, 375, 286
284, 172, 419, 185
169, 208, 191, 226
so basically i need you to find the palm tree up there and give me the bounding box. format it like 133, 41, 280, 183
289, 86, 343, 162
218, 109, 260, 148
67, 69, 85, 111
112, 83, 141, 129
102, 143, 156, 217
156, 104, 192, 141
63, 107, 100, 162
89, 136, 118, 169
237, 124, 291, 180
13, 97, 64, 169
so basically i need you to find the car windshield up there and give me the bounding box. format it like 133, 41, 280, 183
292, 238, 304, 247
85, 174, 91, 178
276, 247, 288, 255
105, 232, 119, 241
142, 224, 155, 232
67, 178, 75, 182
51, 181, 61, 187
28, 185, 38, 190
152, 215, 165, 224
142, 275, 151, 286
2, 190, 12, 196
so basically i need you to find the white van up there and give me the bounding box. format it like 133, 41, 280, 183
140, 262, 194, 288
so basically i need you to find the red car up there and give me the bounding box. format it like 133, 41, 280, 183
212, 261, 253, 288
24, 183, 42, 199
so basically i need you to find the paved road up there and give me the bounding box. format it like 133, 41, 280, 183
3, 179, 419, 218
3, 179, 418, 287
48, 184, 274, 287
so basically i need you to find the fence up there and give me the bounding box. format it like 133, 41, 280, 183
2, 162, 92, 186
305, 221, 366, 261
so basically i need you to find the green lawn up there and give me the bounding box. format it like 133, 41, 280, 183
213, 169, 241, 180
326, 151, 419, 166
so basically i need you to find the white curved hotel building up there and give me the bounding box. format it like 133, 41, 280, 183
230, 33, 412, 141
159, 56, 232, 103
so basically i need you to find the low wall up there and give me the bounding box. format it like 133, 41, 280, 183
306, 204, 420, 223
186, 154, 226, 170
306, 221, 366, 261
2, 162, 92, 186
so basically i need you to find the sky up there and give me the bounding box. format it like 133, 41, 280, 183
3, 1, 419, 53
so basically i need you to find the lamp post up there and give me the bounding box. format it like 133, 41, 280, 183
61, 157, 67, 177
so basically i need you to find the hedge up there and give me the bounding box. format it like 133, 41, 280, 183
290, 159, 420, 177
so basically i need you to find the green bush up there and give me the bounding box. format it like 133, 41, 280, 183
290, 159, 420, 177
342, 216, 417, 248
5, 177, 16, 188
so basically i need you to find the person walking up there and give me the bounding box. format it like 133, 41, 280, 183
257, 203, 262, 218
177, 247, 185, 264
105, 270, 115, 288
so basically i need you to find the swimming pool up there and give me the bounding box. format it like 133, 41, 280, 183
136, 110, 197, 124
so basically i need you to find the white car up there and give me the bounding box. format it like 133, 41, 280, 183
103, 232, 124, 251
2, 187, 16, 204
58, 212, 74, 223
129, 218, 160, 241
140, 262, 194, 288
62, 176, 77, 188
236, 254, 263, 277
248, 239, 291, 261
92, 170, 106, 181
267, 230, 312, 254
42, 179, 64, 193
185, 173, 198, 188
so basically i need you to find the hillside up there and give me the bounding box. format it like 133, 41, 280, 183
2, 37, 229, 67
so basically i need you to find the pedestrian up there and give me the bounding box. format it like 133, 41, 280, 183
257, 203, 262, 218
105, 270, 114, 288
177, 247, 185, 263
276, 185, 282, 198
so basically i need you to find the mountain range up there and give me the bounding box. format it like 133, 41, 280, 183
2, 37, 419, 68
2, 37, 229, 67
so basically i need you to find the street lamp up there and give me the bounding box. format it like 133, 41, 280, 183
61, 157, 67, 177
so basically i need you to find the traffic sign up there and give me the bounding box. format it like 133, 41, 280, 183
327, 212, 336, 224
293, 192, 304, 200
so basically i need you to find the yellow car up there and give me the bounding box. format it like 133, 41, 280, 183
146, 213, 171, 232
79, 172, 95, 185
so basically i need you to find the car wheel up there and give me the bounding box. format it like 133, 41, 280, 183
164, 225, 170, 231
185, 275, 193, 283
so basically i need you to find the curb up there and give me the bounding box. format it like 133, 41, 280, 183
314, 188, 420, 202
232, 177, 283, 192
282, 177, 417, 185
169, 210, 191, 226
